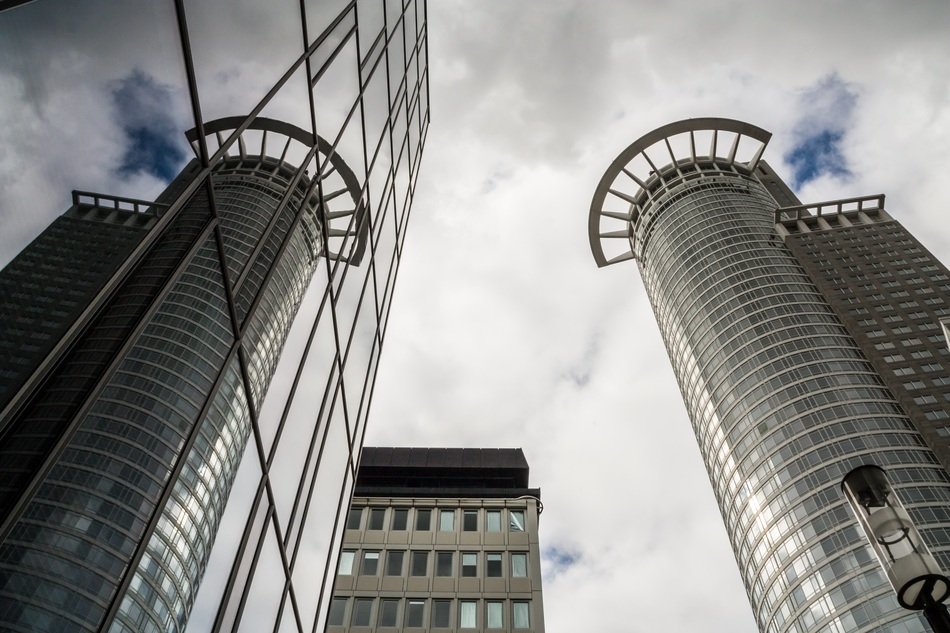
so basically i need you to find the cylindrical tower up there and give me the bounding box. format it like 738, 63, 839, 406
0, 118, 364, 633
589, 118, 950, 633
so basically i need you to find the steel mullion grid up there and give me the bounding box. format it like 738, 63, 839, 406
172, 7, 334, 633
332, 0, 387, 477
296, 1, 410, 629
275, 3, 366, 629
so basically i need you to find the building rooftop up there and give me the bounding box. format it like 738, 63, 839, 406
355, 447, 539, 500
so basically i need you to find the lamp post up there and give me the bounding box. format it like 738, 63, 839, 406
841, 465, 950, 632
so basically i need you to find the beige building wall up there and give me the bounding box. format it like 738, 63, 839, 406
327, 495, 544, 632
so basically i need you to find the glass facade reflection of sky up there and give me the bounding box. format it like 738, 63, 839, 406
591, 120, 950, 633
0, 1, 429, 632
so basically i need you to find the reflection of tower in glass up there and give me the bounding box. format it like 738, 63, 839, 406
589, 118, 950, 633
0, 117, 362, 633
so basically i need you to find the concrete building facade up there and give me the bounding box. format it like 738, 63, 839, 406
328, 448, 545, 633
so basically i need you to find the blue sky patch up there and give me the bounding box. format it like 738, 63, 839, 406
784, 74, 857, 189
543, 546, 579, 571
785, 129, 850, 189
112, 70, 186, 182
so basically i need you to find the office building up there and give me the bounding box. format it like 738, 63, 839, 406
0, 1, 429, 632
588, 118, 950, 633
328, 448, 545, 632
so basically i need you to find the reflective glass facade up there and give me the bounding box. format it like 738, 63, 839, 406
0, 1, 429, 632
589, 119, 950, 633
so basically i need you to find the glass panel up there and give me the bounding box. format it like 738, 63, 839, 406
392, 508, 409, 530
414, 508, 431, 531
436, 551, 453, 577
486, 553, 502, 577
410, 550, 428, 576
487, 602, 503, 629
328, 597, 347, 626
369, 507, 386, 529
185, 442, 264, 631
406, 600, 425, 628
432, 600, 450, 628
513, 602, 530, 629
352, 598, 373, 627
379, 598, 399, 627
361, 551, 380, 575
305, 0, 352, 48
0, 1, 195, 270
509, 510, 525, 532
386, 550, 404, 576
338, 550, 355, 575
439, 509, 454, 531
313, 33, 364, 181
347, 507, 362, 530
461, 553, 477, 577
511, 553, 528, 578
236, 518, 287, 631
260, 242, 331, 481
486, 511, 501, 533
273, 285, 338, 538
186, 0, 305, 125
463, 510, 478, 531
290, 402, 352, 632
459, 601, 476, 629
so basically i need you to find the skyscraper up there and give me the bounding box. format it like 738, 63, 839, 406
588, 118, 950, 633
0, 1, 429, 632
329, 448, 545, 632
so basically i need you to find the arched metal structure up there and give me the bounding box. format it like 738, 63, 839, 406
588, 117, 771, 267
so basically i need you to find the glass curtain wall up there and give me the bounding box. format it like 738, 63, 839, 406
0, 1, 429, 632
588, 120, 950, 633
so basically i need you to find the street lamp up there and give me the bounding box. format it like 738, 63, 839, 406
841, 464, 950, 632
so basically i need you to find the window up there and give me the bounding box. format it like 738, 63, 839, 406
513, 602, 530, 629
328, 597, 347, 626
463, 510, 478, 531
346, 508, 362, 530
411, 550, 428, 576
432, 600, 451, 628
509, 510, 525, 532
352, 598, 373, 626
487, 553, 502, 577
406, 600, 425, 627
486, 510, 502, 532
379, 599, 399, 627
460, 601, 477, 628
415, 509, 432, 531
436, 551, 453, 576
915, 395, 939, 405
511, 553, 528, 577
392, 508, 409, 530
338, 551, 355, 575
369, 508, 386, 530
439, 509, 455, 531
462, 553, 477, 577
386, 550, 404, 576
362, 551, 380, 575
487, 602, 504, 629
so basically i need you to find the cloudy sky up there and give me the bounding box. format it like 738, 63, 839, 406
365, 2, 950, 631
2, 1, 950, 632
